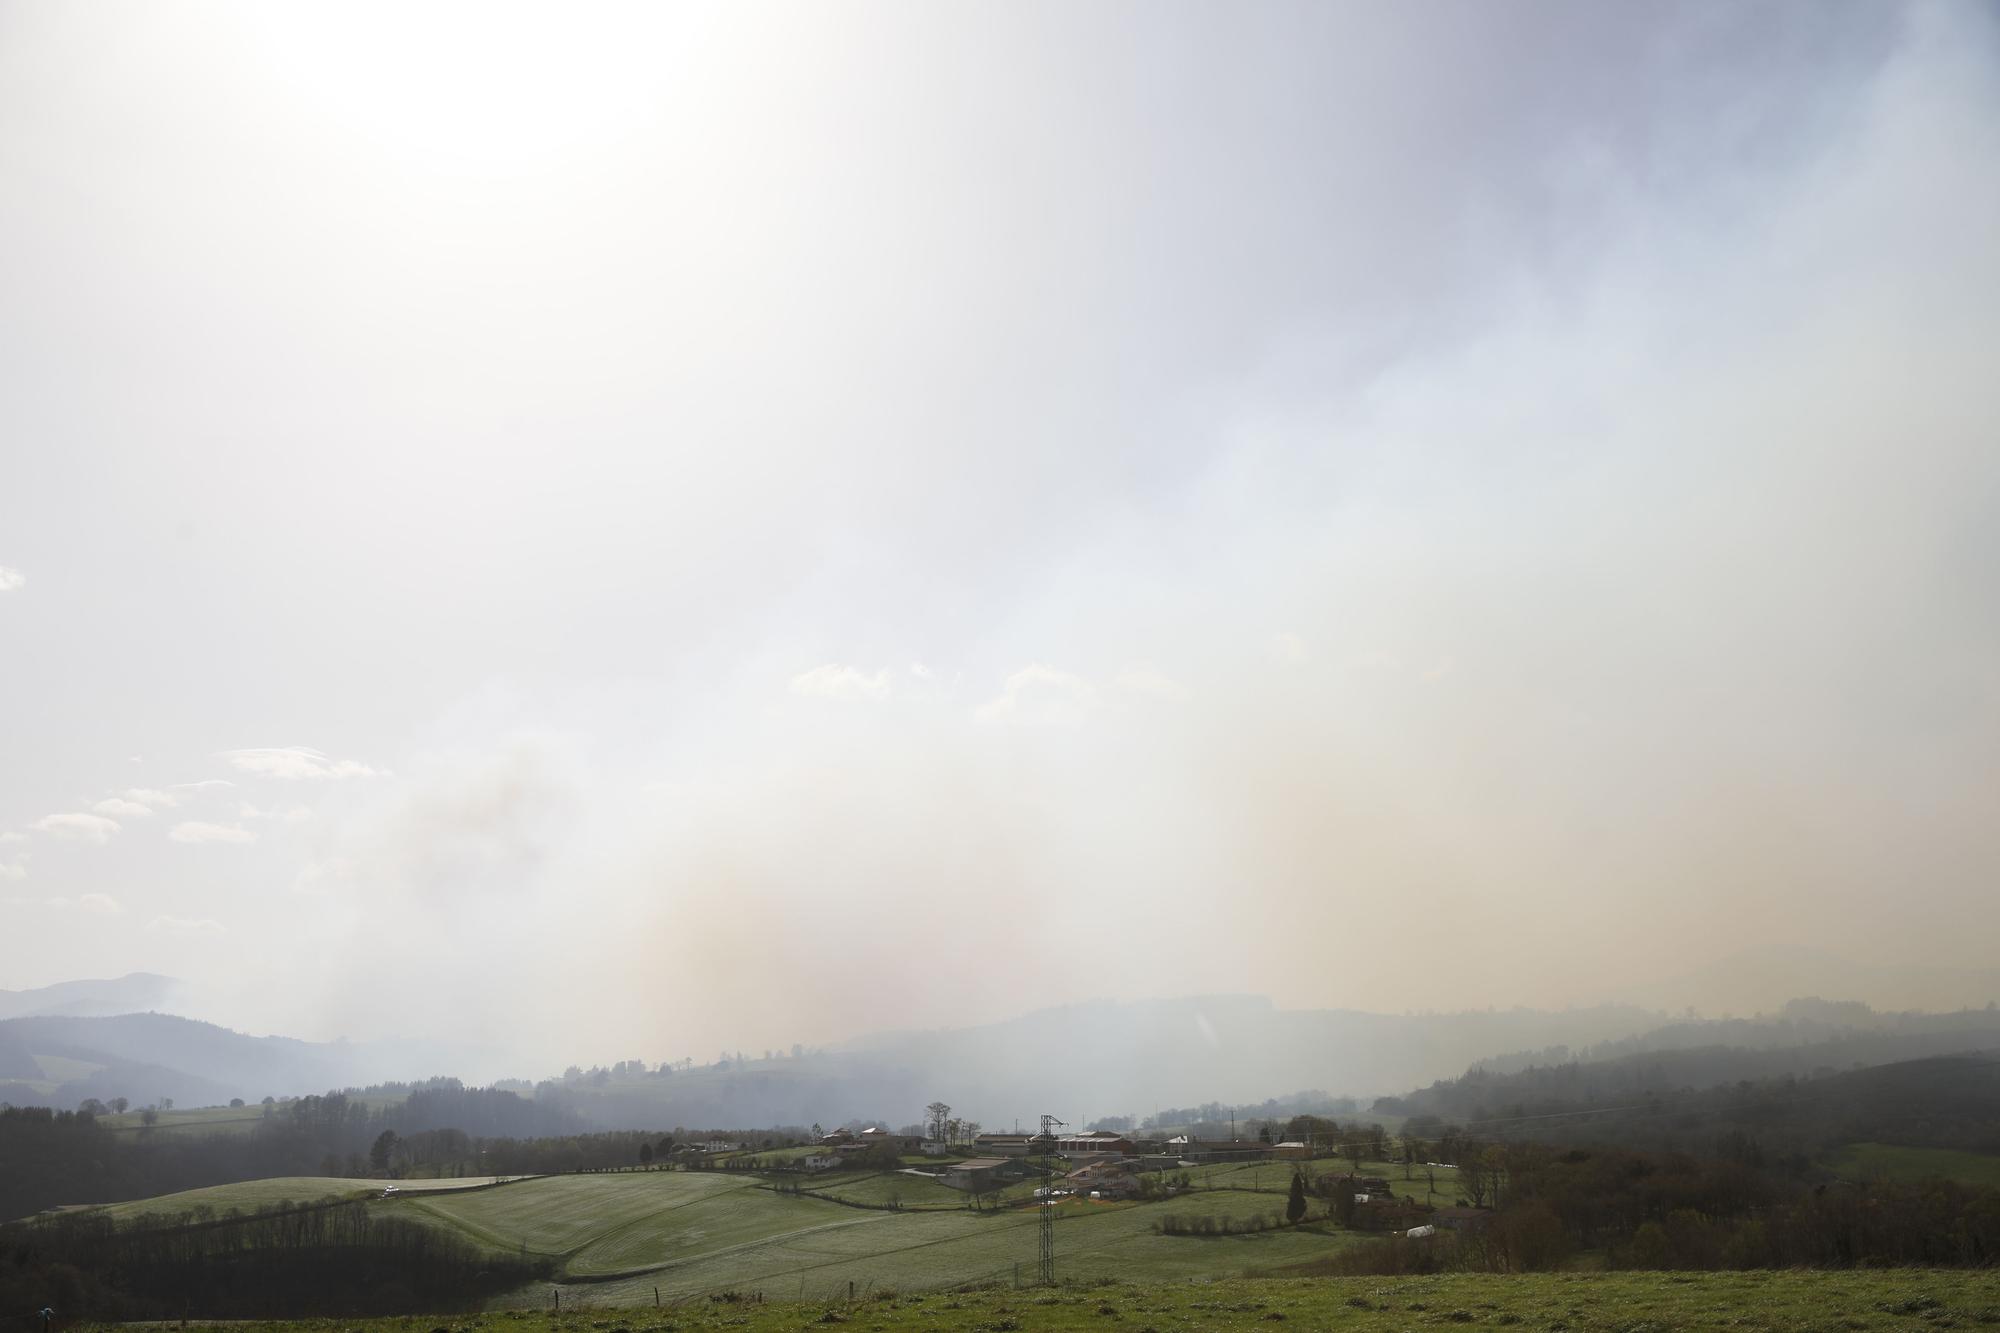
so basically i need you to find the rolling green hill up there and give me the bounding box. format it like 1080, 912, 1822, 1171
75, 1162, 1402, 1304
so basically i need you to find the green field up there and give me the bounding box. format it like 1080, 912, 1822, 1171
371, 1168, 1371, 1304
95, 1105, 270, 1136
1824, 1141, 2000, 1188
76, 1270, 2000, 1331
94, 1175, 521, 1222
92, 1095, 410, 1137
62, 1155, 1465, 1303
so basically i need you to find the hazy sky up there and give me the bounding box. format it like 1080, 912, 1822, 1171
3, 1, 1996, 1072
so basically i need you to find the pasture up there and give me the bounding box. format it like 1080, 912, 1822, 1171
381, 1168, 1365, 1304
1824, 1141, 2000, 1188
94, 1105, 269, 1136
96, 1175, 520, 1222
75, 1269, 2000, 1332
67, 1153, 1456, 1303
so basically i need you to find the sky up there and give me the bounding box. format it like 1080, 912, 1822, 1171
2, 1, 1997, 1074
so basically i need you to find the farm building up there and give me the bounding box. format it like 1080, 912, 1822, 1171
801, 1154, 841, 1173
1055, 1132, 1134, 1155
972, 1134, 1035, 1157
1066, 1160, 1141, 1198
943, 1158, 1011, 1191
1272, 1140, 1311, 1160
1179, 1139, 1274, 1162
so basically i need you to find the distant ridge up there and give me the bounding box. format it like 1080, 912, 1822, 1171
0, 973, 181, 1021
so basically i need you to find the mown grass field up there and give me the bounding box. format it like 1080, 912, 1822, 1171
376, 1169, 1369, 1304
95, 1175, 518, 1222
63, 1155, 1455, 1303
80, 1270, 2000, 1331
93, 1105, 269, 1136
1824, 1141, 2000, 1188
91, 1094, 410, 1137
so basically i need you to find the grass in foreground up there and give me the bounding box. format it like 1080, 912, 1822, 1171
82, 1270, 2000, 1332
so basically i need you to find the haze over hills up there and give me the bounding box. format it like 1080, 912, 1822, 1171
0, 973, 183, 1021
8, 986, 1999, 1135
1618, 948, 2000, 1019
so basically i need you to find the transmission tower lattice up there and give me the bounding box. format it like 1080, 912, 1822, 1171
1038, 1113, 1065, 1286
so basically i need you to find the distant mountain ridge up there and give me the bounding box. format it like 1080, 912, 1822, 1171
0, 973, 181, 1020
0, 1012, 376, 1109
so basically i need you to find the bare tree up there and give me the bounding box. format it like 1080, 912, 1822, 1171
1461, 1149, 1491, 1208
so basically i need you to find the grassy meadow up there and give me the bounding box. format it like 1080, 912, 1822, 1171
76, 1270, 2000, 1332
94, 1175, 519, 1222
56, 1153, 1459, 1304
378, 1168, 1367, 1303
1823, 1141, 2000, 1188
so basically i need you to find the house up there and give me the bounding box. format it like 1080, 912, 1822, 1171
943, 1158, 1011, 1192
1180, 1140, 1272, 1162
1272, 1141, 1312, 1160
801, 1154, 842, 1173
1055, 1132, 1134, 1155
699, 1140, 743, 1154
819, 1129, 855, 1146
1066, 1159, 1140, 1198
972, 1134, 1035, 1157
921, 1140, 952, 1156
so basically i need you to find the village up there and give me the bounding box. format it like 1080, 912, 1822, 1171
685, 1119, 1493, 1238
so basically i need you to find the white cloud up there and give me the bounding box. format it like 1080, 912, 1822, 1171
34, 812, 120, 843
146, 915, 226, 938
168, 820, 257, 844
1270, 633, 1310, 666
77, 892, 122, 916
1113, 666, 1191, 702
93, 797, 156, 819
221, 747, 380, 780
974, 664, 1098, 727
0, 862, 23, 880
910, 662, 932, 679
171, 779, 235, 794
0, 831, 25, 845
239, 801, 311, 823
292, 857, 354, 896
789, 664, 892, 702
121, 788, 179, 809
0, 567, 24, 592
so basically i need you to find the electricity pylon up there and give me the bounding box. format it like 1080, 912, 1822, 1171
1038, 1113, 1066, 1285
